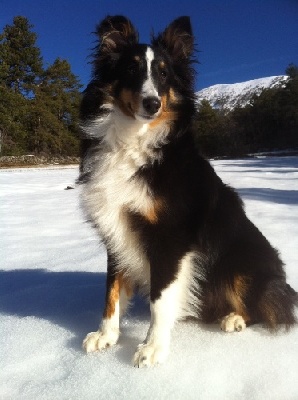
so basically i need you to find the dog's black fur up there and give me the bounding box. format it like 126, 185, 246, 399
79, 15, 297, 366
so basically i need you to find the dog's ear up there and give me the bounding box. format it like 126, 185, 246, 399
96, 15, 139, 60
152, 16, 194, 60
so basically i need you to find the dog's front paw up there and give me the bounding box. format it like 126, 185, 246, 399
220, 312, 246, 332
133, 342, 169, 368
82, 329, 119, 353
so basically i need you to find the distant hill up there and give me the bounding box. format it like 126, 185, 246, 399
196, 75, 289, 111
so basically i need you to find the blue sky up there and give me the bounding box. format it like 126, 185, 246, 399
1, 0, 297, 90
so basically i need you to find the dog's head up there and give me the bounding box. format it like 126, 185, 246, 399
92, 15, 196, 124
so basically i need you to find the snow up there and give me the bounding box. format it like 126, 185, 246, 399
1, 157, 298, 400
196, 75, 289, 110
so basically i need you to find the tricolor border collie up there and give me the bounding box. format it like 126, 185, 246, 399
79, 15, 297, 367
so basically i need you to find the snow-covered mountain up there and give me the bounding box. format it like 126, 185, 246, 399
196, 75, 289, 111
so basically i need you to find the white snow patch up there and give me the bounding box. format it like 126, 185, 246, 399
1, 158, 298, 399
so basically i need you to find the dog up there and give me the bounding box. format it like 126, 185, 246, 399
78, 15, 297, 367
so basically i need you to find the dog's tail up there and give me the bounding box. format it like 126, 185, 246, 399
258, 280, 297, 331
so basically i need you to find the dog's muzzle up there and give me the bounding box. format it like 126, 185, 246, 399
142, 96, 161, 116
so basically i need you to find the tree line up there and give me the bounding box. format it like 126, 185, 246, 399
0, 16, 297, 158
194, 64, 298, 157
0, 16, 82, 156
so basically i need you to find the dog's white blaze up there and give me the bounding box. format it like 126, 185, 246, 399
141, 47, 158, 98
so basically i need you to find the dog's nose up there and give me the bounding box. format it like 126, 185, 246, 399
142, 97, 161, 115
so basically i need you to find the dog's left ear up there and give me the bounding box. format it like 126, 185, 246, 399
152, 16, 194, 60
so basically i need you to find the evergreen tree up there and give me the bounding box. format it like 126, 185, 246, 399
0, 86, 29, 154
31, 58, 82, 155
194, 64, 298, 157
286, 63, 298, 80
193, 100, 245, 157
0, 16, 43, 94
0, 16, 82, 157
40, 58, 82, 125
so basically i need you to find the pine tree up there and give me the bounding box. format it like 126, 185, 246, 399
0, 16, 43, 94
0, 16, 82, 157
286, 63, 298, 80
0, 86, 29, 154
194, 100, 228, 156
30, 58, 82, 155
40, 58, 82, 125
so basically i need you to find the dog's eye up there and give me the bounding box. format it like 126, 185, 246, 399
160, 69, 167, 80
128, 64, 138, 74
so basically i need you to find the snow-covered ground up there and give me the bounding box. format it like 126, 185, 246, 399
1, 157, 298, 400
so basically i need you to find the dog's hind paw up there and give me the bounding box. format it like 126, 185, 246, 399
220, 312, 246, 332
82, 329, 119, 353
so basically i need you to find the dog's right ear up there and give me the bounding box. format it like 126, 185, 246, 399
96, 15, 139, 61
152, 16, 194, 61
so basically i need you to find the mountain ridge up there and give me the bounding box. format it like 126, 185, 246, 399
196, 75, 289, 111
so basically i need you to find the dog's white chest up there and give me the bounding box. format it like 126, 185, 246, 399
83, 147, 152, 285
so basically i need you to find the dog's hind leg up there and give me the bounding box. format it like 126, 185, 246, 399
219, 276, 297, 332
219, 275, 252, 333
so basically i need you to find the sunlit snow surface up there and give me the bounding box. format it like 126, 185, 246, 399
1, 157, 298, 400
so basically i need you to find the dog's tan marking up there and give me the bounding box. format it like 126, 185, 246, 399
117, 88, 140, 118
148, 94, 177, 129
104, 272, 132, 319
259, 299, 278, 329
169, 87, 180, 104
122, 274, 133, 299
225, 275, 251, 324
159, 60, 165, 69
104, 276, 120, 319
141, 197, 165, 224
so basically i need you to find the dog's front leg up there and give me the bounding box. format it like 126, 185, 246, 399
83, 254, 132, 353
133, 269, 181, 367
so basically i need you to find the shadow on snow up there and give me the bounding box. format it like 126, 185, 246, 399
221, 156, 298, 170
0, 266, 276, 366
0, 268, 150, 351
237, 187, 298, 205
